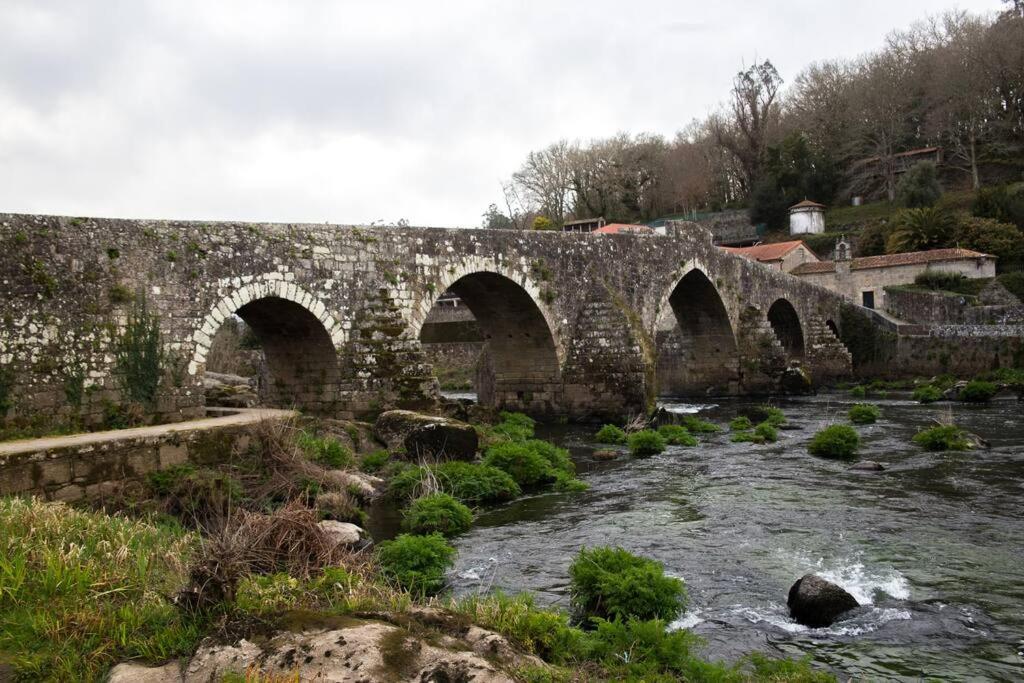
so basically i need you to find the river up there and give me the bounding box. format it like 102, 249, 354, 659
431, 393, 1024, 681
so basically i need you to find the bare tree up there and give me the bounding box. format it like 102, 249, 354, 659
711, 60, 784, 194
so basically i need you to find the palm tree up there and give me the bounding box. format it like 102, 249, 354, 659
886, 207, 957, 253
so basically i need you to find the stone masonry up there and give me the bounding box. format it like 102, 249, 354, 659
0, 213, 856, 423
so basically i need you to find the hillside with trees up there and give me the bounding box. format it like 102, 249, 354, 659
484, 2, 1024, 271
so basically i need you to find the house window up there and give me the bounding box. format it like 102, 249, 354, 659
862, 291, 875, 309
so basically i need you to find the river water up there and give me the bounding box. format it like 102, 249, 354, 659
437, 393, 1024, 681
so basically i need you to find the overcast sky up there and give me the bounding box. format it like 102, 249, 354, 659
0, 0, 1005, 227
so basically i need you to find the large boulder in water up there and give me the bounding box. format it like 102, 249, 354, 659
779, 365, 814, 395
374, 410, 478, 461
787, 574, 859, 627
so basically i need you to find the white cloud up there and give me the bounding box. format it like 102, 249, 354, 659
0, 0, 1005, 226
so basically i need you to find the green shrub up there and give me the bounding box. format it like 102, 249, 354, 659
754, 422, 778, 442
896, 161, 941, 208
568, 546, 686, 622
359, 449, 390, 473
484, 441, 557, 488
390, 461, 521, 505
808, 424, 860, 459
973, 183, 1024, 230
376, 532, 456, 596
914, 270, 968, 291
627, 430, 666, 457
758, 405, 787, 427
500, 411, 535, 430
524, 439, 574, 474
552, 470, 589, 492
849, 385, 867, 398
657, 424, 697, 446
912, 384, 943, 404
680, 415, 720, 433
297, 431, 353, 469
402, 493, 473, 537
729, 416, 753, 431
594, 424, 626, 444
730, 421, 778, 444
912, 424, 971, 451
586, 617, 724, 680
848, 403, 881, 424
959, 380, 998, 403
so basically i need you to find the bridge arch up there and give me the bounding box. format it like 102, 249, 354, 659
412, 260, 562, 414
189, 276, 346, 412
655, 263, 740, 396
767, 298, 805, 359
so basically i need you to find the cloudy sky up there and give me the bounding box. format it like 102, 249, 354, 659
0, 0, 1004, 227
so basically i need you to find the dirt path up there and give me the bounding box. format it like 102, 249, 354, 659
0, 408, 296, 456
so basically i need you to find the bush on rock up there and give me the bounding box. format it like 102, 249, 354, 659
401, 493, 473, 537
959, 380, 997, 403
848, 403, 881, 425
912, 424, 971, 451
808, 425, 860, 459
569, 546, 686, 623
627, 430, 666, 457
594, 424, 627, 445
390, 461, 520, 505
376, 532, 455, 596
912, 385, 942, 404
657, 425, 698, 447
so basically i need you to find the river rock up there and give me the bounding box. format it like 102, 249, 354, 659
943, 381, 968, 401
787, 574, 859, 627
318, 520, 366, 546
374, 410, 478, 460
779, 366, 813, 395
592, 449, 619, 461
849, 460, 885, 471
108, 662, 182, 683
178, 620, 523, 682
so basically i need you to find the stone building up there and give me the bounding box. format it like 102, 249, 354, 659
789, 199, 826, 235
720, 240, 820, 274
790, 245, 997, 310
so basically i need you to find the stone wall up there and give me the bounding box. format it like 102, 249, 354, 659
0, 415, 259, 502
884, 286, 1024, 326
797, 258, 996, 309
0, 214, 856, 423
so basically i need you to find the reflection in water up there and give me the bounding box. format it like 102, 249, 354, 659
437, 394, 1024, 681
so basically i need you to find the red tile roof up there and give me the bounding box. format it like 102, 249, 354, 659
721, 240, 813, 262
790, 247, 995, 276
594, 223, 655, 235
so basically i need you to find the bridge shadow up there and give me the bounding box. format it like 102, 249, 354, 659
418, 272, 560, 416
657, 269, 740, 396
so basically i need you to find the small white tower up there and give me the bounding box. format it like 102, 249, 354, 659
789, 199, 826, 235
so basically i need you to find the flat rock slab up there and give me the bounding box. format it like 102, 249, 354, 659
374, 410, 478, 460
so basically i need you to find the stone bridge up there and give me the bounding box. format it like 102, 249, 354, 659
0, 213, 855, 424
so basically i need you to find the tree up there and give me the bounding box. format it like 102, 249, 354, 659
511, 141, 575, 224
886, 207, 957, 253
750, 131, 839, 230
896, 162, 942, 207
925, 13, 998, 189
712, 60, 784, 194
954, 216, 1024, 267
531, 216, 555, 231
480, 204, 513, 230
